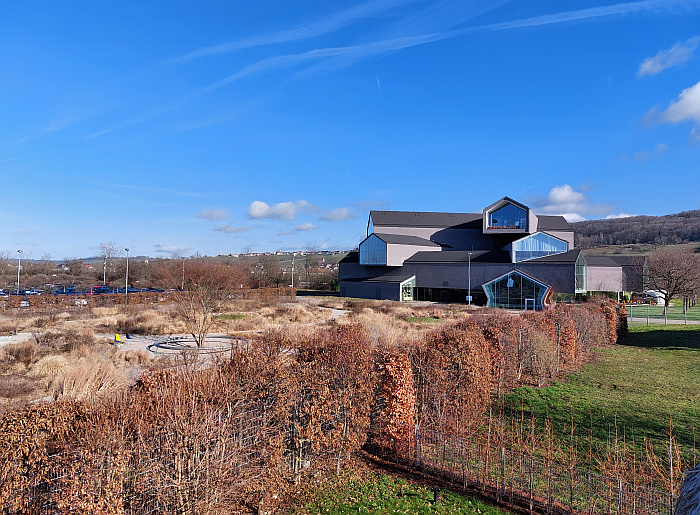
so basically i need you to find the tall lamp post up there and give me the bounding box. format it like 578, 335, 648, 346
125, 248, 129, 305
17, 250, 22, 294
468, 251, 472, 306
103, 257, 107, 286
182, 257, 185, 291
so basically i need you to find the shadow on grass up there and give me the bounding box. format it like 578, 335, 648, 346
622, 326, 700, 350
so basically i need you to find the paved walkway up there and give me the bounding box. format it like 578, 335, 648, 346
628, 317, 700, 325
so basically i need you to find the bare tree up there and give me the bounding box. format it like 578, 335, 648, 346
645, 248, 700, 315
155, 259, 247, 347
259, 255, 283, 288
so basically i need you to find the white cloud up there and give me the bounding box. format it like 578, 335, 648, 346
605, 213, 636, 219
531, 184, 611, 218
320, 207, 354, 222
633, 151, 650, 162
269, 239, 282, 244
246, 200, 316, 221
214, 225, 252, 234
295, 223, 319, 231
154, 244, 192, 254
11, 229, 31, 235
195, 208, 228, 221
560, 213, 587, 223
638, 37, 699, 77
647, 80, 700, 125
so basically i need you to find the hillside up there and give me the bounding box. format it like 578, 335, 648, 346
572, 209, 700, 247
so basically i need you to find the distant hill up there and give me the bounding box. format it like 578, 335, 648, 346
572, 210, 700, 248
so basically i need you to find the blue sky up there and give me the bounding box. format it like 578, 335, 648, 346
2, 0, 700, 259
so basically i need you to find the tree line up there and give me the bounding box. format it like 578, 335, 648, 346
573, 209, 700, 247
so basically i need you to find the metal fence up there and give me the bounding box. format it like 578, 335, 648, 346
627, 304, 700, 325
414, 427, 673, 515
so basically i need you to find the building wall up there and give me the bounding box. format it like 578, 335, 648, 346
545, 230, 575, 249
397, 261, 577, 294
386, 243, 441, 266
340, 281, 400, 301
586, 266, 623, 292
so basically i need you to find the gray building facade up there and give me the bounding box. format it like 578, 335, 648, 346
340, 196, 645, 309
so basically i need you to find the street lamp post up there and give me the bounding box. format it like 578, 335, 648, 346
125, 248, 129, 305
468, 251, 472, 306
17, 250, 22, 294
103, 257, 107, 286
182, 257, 185, 291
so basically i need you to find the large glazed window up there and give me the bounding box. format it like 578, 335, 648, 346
512, 232, 568, 262
359, 234, 387, 265
575, 253, 587, 293
488, 203, 527, 229
483, 271, 549, 310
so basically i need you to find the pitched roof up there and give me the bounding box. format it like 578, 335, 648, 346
338, 251, 359, 264
583, 256, 620, 267
373, 233, 441, 247
607, 255, 646, 266
536, 215, 573, 232
405, 250, 512, 264
370, 211, 481, 228
524, 249, 581, 263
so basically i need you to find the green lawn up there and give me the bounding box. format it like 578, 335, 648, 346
499, 325, 700, 459
217, 313, 245, 320
295, 472, 506, 514
404, 316, 442, 323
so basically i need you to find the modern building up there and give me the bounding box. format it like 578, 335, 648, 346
339, 196, 642, 309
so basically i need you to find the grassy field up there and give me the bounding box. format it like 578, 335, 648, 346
294, 472, 507, 514
499, 324, 700, 459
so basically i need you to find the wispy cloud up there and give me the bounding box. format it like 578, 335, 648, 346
638, 36, 699, 76
1, 157, 20, 162
295, 223, 319, 231
90, 0, 697, 137
214, 225, 252, 234
246, 200, 318, 221
168, 0, 418, 64
277, 223, 320, 236
320, 207, 355, 222
195, 209, 228, 221
11, 229, 31, 235
154, 243, 192, 254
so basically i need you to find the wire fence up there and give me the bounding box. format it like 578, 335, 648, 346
627, 303, 700, 325
412, 426, 673, 515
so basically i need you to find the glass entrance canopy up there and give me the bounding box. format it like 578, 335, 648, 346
483, 270, 549, 310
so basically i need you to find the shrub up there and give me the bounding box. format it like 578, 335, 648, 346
0, 375, 36, 398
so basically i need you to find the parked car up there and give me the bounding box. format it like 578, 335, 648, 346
116, 287, 141, 294
91, 286, 113, 294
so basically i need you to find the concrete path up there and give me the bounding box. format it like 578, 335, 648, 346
628, 317, 700, 326
0, 332, 35, 348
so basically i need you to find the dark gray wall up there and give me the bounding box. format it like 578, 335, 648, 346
340, 280, 400, 301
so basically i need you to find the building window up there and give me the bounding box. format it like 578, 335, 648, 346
482, 271, 549, 310
511, 232, 568, 262
359, 234, 387, 265
488, 203, 527, 229
575, 253, 587, 293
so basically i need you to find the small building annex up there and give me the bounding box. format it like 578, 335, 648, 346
338, 197, 638, 309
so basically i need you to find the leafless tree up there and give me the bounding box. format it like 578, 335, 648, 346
645, 248, 700, 314
155, 259, 248, 347
259, 254, 283, 288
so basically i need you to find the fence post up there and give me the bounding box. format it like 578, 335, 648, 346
617, 478, 622, 514
413, 424, 419, 468
501, 447, 506, 500
647, 305, 649, 326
